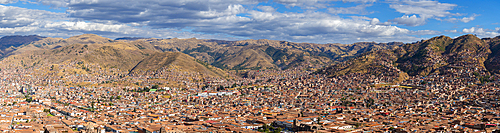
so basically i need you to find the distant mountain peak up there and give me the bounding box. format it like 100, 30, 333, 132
455, 34, 480, 40
1, 35, 45, 38
65, 34, 113, 44
114, 37, 151, 41
0, 35, 46, 49
68, 34, 107, 39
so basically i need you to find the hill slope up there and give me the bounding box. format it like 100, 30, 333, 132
318, 34, 497, 83
0, 35, 232, 80
129, 52, 227, 78
0, 34, 405, 80
484, 36, 500, 74
0, 35, 152, 74
186, 39, 402, 70
0, 35, 46, 57
0, 35, 45, 49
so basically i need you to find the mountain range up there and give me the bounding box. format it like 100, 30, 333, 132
317, 34, 499, 83
1, 34, 497, 82
0, 34, 402, 78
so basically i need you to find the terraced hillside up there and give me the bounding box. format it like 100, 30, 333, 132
318, 34, 498, 83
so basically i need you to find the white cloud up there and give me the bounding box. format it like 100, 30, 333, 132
198, 4, 246, 18
248, 10, 276, 21
462, 27, 477, 33
388, 0, 474, 26
274, 0, 375, 9
44, 21, 125, 32
0, 5, 67, 28
445, 30, 457, 33
460, 16, 476, 23
370, 18, 379, 25
390, 0, 457, 18
274, 0, 337, 9
0, 5, 246, 40
0, 20, 245, 40
197, 10, 415, 43
462, 27, 500, 37
390, 15, 426, 26
446, 14, 478, 23
328, 4, 373, 15
342, 0, 376, 3
0, 0, 16, 4
0, 0, 438, 43
37, 0, 70, 7
257, 6, 276, 12
410, 30, 440, 35
31, 0, 420, 43
35, 0, 265, 29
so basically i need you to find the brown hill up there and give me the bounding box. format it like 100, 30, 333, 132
129, 52, 227, 78
0, 34, 116, 58
484, 36, 500, 74
317, 48, 408, 83
396, 34, 490, 76
0, 35, 151, 73
179, 39, 401, 70
140, 38, 401, 70
319, 34, 496, 83
216, 39, 403, 61
0, 34, 404, 80
0, 35, 45, 49
395, 35, 454, 76
0, 34, 231, 79
0, 35, 46, 57
119, 37, 398, 70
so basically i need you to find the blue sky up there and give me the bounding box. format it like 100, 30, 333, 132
0, 0, 499, 44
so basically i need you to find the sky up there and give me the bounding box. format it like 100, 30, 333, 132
0, 0, 499, 44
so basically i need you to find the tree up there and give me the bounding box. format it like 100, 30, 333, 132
355, 123, 362, 128
258, 124, 272, 132
271, 127, 281, 133
152, 84, 159, 89
367, 98, 375, 108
